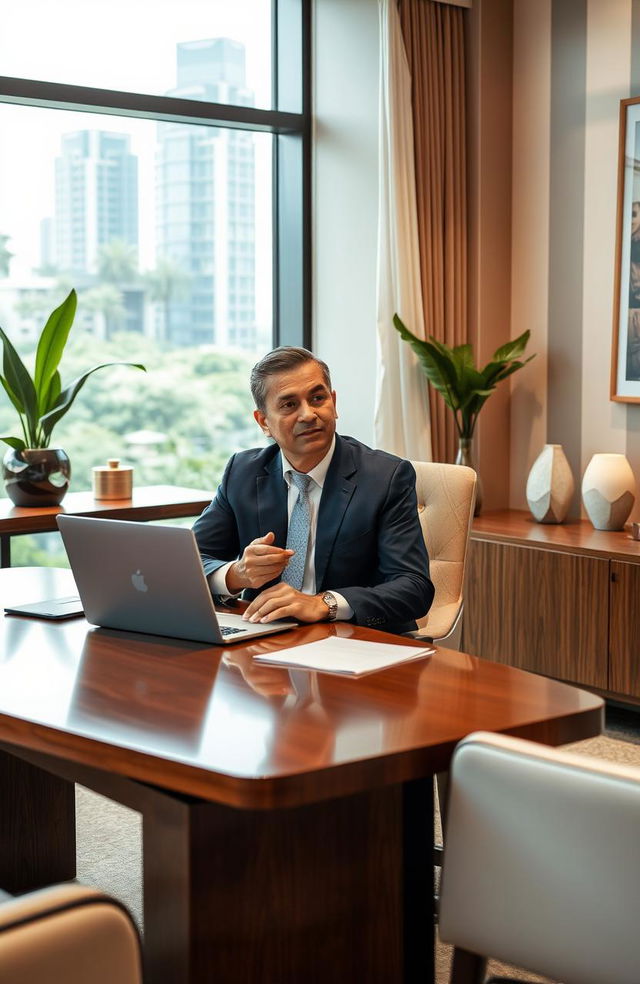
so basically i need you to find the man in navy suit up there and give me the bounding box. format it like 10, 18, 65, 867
193, 346, 434, 634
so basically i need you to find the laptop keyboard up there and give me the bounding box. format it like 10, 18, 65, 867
220, 625, 244, 636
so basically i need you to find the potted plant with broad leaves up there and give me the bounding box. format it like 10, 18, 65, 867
393, 314, 535, 514
0, 289, 146, 506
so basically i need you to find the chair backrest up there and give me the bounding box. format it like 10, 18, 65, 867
410, 461, 476, 643
439, 731, 640, 984
0, 883, 142, 984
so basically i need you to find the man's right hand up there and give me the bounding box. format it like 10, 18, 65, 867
226, 532, 294, 592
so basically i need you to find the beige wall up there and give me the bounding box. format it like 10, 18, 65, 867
507, 0, 640, 515
312, 0, 379, 447
510, 0, 551, 504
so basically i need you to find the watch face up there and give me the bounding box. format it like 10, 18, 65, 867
322, 592, 337, 619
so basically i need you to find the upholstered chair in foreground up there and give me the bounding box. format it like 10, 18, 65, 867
409, 461, 477, 650
0, 883, 142, 984
439, 731, 640, 984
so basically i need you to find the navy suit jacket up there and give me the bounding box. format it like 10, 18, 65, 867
193, 434, 434, 634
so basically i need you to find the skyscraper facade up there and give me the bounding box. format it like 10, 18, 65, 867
54, 130, 138, 276
155, 38, 257, 347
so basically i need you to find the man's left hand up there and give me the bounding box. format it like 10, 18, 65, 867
243, 584, 328, 624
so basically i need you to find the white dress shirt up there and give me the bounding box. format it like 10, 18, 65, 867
210, 437, 354, 621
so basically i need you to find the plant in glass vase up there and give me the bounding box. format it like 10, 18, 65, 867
0, 288, 146, 506
392, 314, 535, 514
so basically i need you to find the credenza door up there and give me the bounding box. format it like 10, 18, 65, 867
464, 539, 609, 689
609, 560, 640, 698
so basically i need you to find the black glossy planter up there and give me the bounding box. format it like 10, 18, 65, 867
3, 447, 71, 506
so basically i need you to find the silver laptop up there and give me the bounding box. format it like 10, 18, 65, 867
55, 515, 298, 645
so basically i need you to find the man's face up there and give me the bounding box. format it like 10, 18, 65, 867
633, 202, 640, 239
254, 361, 338, 472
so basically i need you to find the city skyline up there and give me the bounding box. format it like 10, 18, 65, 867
54, 130, 139, 276
155, 37, 257, 347
0, 34, 272, 350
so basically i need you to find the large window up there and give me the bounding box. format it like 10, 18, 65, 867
0, 0, 310, 565
1, 0, 273, 109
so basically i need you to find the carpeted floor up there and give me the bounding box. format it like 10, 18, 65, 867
74, 704, 640, 982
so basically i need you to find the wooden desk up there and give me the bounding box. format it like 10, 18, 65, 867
0, 485, 211, 567
0, 569, 603, 984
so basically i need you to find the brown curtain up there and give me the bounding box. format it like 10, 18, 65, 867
398, 0, 467, 464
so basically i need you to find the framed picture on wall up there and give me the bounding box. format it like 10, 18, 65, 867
612, 96, 640, 402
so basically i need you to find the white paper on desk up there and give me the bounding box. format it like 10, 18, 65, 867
252, 635, 434, 677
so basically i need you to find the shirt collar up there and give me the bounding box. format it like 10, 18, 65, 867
281, 435, 336, 489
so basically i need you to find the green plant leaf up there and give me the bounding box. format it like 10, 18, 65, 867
455, 343, 475, 363
34, 289, 77, 416
40, 370, 62, 417
0, 373, 24, 416
458, 365, 486, 392
492, 330, 531, 363
459, 387, 494, 411
392, 316, 460, 409
0, 435, 26, 451
428, 338, 465, 382
39, 362, 146, 440
421, 341, 462, 409
478, 360, 507, 387
489, 355, 536, 384
451, 343, 475, 372
0, 325, 38, 429
392, 313, 535, 437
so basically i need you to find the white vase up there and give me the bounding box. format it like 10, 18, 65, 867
581, 453, 636, 531
525, 444, 575, 523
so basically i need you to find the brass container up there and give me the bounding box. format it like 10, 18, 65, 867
92, 459, 133, 500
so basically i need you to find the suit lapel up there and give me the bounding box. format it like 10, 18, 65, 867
315, 436, 357, 588
256, 451, 288, 548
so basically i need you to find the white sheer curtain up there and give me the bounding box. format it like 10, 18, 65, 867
374, 0, 432, 461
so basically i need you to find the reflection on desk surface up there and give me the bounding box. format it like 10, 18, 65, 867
67, 627, 220, 757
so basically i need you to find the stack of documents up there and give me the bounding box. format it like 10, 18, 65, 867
253, 635, 434, 677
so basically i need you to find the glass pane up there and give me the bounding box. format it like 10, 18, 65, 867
1, 0, 272, 110
0, 103, 272, 538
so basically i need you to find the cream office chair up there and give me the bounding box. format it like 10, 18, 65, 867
439, 731, 640, 984
0, 883, 143, 984
409, 461, 477, 649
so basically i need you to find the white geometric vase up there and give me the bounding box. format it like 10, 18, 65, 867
581, 453, 636, 531
526, 444, 575, 523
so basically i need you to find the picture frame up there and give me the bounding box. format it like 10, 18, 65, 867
611, 96, 640, 402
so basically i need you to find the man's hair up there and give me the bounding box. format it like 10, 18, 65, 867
250, 346, 332, 412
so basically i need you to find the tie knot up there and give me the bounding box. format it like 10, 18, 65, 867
290, 471, 312, 497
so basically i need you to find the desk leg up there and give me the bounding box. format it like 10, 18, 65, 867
1, 535, 10, 569
0, 749, 76, 891
403, 776, 435, 984
141, 783, 428, 984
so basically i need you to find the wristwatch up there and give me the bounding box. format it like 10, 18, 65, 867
320, 591, 338, 621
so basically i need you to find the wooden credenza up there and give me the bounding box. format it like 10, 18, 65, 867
463, 509, 640, 703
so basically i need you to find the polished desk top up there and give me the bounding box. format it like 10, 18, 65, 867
0, 485, 212, 534
0, 569, 603, 810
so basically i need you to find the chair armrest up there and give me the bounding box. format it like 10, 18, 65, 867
0, 883, 142, 984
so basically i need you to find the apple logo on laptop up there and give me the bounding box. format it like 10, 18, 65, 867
131, 570, 148, 592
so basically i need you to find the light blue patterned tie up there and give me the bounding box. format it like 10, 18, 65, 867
282, 472, 312, 590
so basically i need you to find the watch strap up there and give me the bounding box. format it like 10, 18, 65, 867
321, 591, 338, 621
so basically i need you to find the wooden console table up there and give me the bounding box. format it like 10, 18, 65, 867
463, 509, 640, 703
0, 485, 211, 567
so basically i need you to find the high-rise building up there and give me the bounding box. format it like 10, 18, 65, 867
155, 38, 256, 347
54, 130, 138, 276
39, 217, 55, 273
